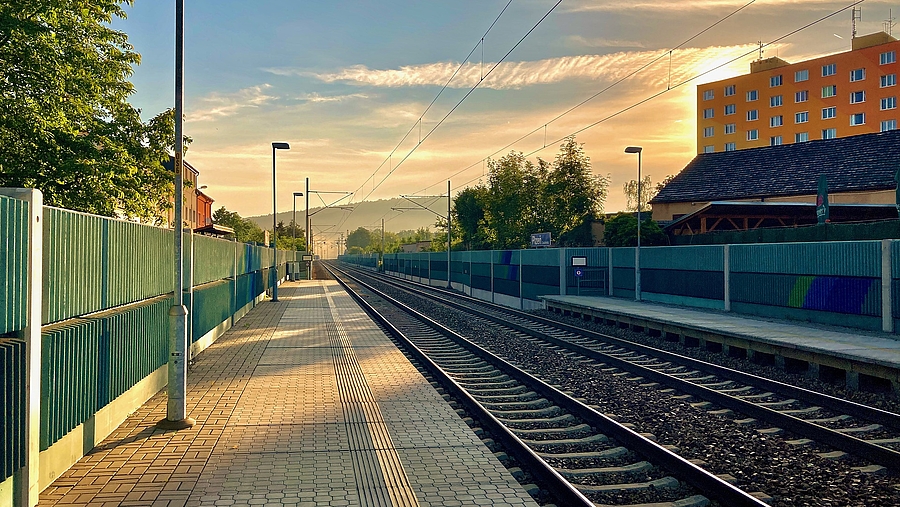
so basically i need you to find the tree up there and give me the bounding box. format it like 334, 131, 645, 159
453, 186, 490, 250
212, 207, 265, 244
0, 2, 181, 222
624, 174, 674, 212
347, 227, 374, 251
603, 213, 668, 247
545, 137, 608, 244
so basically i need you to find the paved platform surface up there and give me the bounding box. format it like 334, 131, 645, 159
542, 295, 900, 370
39, 281, 537, 507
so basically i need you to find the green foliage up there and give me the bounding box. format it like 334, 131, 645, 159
603, 213, 668, 247
624, 174, 674, 212
212, 207, 265, 244
453, 136, 609, 249
347, 227, 374, 250
0, 1, 181, 222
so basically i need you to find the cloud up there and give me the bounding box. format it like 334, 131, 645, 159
296, 44, 763, 91
295, 92, 370, 104
563, 0, 845, 13
567, 36, 646, 49
187, 84, 276, 122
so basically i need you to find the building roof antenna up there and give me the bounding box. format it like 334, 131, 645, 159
852, 6, 861, 39
884, 9, 896, 37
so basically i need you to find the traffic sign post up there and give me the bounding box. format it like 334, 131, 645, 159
574, 267, 584, 295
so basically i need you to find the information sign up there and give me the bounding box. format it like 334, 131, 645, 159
571, 256, 587, 266
530, 232, 552, 247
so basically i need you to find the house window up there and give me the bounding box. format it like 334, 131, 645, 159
703, 145, 715, 153
770, 115, 783, 127
703, 108, 714, 119
747, 109, 758, 121
747, 129, 759, 141
822, 106, 837, 119
770, 75, 783, 87
724, 85, 736, 96
795, 90, 808, 103
822, 85, 837, 98
881, 97, 897, 110
822, 63, 836, 76
881, 74, 896, 87
724, 104, 736, 115
821, 128, 837, 139
850, 68, 866, 82
725, 123, 736, 134
746, 90, 758, 101
795, 132, 809, 142
795, 111, 809, 123
770, 95, 783, 107
795, 69, 809, 82
881, 51, 896, 65
850, 90, 866, 104
703, 89, 715, 100
770, 136, 782, 146
725, 142, 736, 151
850, 113, 865, 125
703, 126, 715, 137
882, 119, 897, 131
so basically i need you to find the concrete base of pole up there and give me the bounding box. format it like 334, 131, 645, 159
156, 416, 196, 430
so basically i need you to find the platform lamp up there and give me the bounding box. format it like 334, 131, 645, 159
272, 142, 290, 302
624, 146, 642, 302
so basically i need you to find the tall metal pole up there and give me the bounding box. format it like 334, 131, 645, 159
447, 180, 452, 289
305, 178, 310, 279
635, 151, 642, 302
381, 218, 385, 271
272, 145, 279, 302
159, 0, 194, 430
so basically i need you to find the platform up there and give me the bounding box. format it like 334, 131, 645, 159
38, 281, 538, 507
541, 295, 900, 395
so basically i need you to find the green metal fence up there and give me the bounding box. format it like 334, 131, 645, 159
1, 195, 29, 334
0, 338, 25, 484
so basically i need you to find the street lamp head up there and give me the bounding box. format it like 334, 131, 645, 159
272, 142, 290, 150
293, 192, 303, 197
624, 146, 642, 154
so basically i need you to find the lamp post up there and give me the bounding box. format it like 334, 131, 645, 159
272, 142, 290, 302
625, 146, 642, 302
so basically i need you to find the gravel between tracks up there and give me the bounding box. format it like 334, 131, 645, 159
370, 280, 900, 507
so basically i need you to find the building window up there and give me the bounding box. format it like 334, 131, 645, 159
850, 113, 865, 126
795, 132, 809, 142
795, 69, 809, 82
850, 90, 865, 104
770, 75, 783, 87
795, 90, 809, 103
747, 90, 758, 101
881, 74, 896, 87
724, 104, 736, 115
822, 85, 837, 98
881, 51, 896, 65
725, 123, 736, 134
770, 95, 783, 107
747, 129, 759, 141
703, 126, 715, 137
881, 97, 897, 110
703, 145, 715, 153
882, 119, 897, 131
822, 63, 836, 76
724, 85, 736, 96
795, 111, 809, 123
703, 89, 715, 100
703, 108, 714, 119
850, 68, 866, 82
822, 106, 836, 119
725, 142, 736, 151
770, 136, 782, 146
747, 109, 758, 121
770, 115, 783, 127
822, 128, 837, 139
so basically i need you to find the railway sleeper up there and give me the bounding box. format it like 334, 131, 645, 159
465, 385, 532, 396
593, 494, 711, 507
501, 414, 578, 429
473, 391, 541, 402
492, 405, 564, 419
519, 433, 610, 449
452, 370, 506, 379
456, 378, 517, 388
537, 446, 630, 461
833, 423, 883, 434
512, 423, 594, 439
481, 398, 553, 411
805, 414, 851, 423
556, 460, 653, 479
575, 475, 680, 493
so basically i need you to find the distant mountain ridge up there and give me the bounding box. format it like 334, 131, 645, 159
246, 196, 445, 237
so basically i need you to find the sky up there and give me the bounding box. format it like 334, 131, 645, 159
111, 0, 899, 237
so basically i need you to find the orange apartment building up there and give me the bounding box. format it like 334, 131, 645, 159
697, 32, 900, 154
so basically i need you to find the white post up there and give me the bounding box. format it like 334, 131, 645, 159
2, 189, 42, 507
608, 248, 614, 296
491, 252, 495, 303
724, 244, 731, 312
559, 248, 566, 295
883, 239, 893, 332
519, 252, 524, 310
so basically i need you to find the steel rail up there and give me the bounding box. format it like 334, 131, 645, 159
328, 263, 769, 507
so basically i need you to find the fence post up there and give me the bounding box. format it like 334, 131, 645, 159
490, 251, 495, 304
559, 248, 566, 296
608, 248, 614, 297
232, 238, 237, 326
883, 239, 893, 333
519, 251, 524, 310
724, 244, 731, 312
3, 189, 43, 507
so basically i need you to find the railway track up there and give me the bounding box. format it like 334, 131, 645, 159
337, 263, 900, 473
325, 263, 769, 507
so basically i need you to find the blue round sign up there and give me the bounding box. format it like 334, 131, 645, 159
574, 268, 584, 277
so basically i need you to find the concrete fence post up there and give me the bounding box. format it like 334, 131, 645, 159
724, 244, 731, 312
1, 189, 43, 507
559, 248, 566, 296
519, 251, 524, 310
883, 239, 893, 333
608, 248, 614, 297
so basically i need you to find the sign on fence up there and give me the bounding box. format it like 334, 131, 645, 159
530, 232, 551, 247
